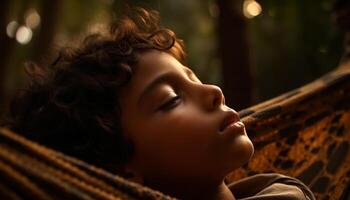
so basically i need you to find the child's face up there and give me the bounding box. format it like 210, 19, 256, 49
119, 50, 254, 184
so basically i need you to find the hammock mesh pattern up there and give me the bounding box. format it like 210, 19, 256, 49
0, 129, 175, 200
0, 61, 349, 199
227, 61, 350, 200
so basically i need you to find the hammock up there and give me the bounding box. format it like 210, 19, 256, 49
1, 60, 349, 200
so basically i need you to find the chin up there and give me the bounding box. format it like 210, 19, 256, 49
229, 134, 254, 168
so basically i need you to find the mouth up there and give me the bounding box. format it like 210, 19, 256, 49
219, 110, 242, 132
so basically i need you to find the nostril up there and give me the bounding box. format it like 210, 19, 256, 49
202, 84, 224, 110
213, 96, 220, 107
213, 94, 223, 108
212, 91, 224, 108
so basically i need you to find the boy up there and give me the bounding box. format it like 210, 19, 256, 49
6, 8, 315, 200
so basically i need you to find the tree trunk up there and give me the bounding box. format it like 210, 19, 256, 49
333, 0, 350, 63
31, 0, 63, 63
0, 1, 16, 108
217, 0, 252, 110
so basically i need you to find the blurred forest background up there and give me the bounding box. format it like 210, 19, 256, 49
0, 0, 346, 120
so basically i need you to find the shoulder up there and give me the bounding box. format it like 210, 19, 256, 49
228, 173, 315, 200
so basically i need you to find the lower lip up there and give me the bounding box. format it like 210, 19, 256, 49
220, 121, 245, 135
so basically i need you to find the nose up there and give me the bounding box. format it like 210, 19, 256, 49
197, 84, 225, 111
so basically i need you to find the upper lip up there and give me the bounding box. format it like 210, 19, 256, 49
219, 110, 240, 132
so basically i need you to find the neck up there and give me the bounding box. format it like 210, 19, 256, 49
147, 178, 235, 200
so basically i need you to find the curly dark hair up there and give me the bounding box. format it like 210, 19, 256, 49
5, 8, 186, 170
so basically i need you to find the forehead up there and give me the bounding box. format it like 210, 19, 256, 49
135, 50, 186, 76
133, 50, 189, 86
120, 51, 187, 100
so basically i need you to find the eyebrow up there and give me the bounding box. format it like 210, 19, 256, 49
137, 67, 195, 105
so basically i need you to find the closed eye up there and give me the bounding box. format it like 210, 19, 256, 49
159, 96, 181, 111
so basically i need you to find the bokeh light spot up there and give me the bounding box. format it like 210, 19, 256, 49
16, 26, 33, 45
6, 21, 19, 38
243, 0, 262, 19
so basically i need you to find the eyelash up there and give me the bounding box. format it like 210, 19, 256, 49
159, 95, 182, 111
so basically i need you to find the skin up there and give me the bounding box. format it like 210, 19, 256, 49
118, 50, 254, 200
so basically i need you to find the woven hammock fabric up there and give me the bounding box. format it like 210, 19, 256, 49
0, 128, 175, 200
228, 61, 350, 200
0, 61, 349, 199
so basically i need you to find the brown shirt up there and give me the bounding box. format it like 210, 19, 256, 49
228, 173, 315, 200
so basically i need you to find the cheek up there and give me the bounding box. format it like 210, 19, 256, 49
140, 114, 213, 150
135, 108, 219, 163
157, 107, 216, 140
